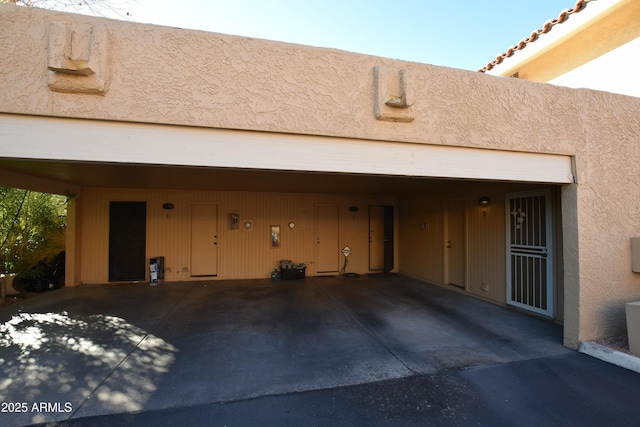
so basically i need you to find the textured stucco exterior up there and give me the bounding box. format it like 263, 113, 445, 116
0, 5, 584, 151
1, 5, 640, 349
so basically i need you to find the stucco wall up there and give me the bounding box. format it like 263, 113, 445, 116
2, 5, 640, 345
0, 4, 583, 153
576, 91, 640, 341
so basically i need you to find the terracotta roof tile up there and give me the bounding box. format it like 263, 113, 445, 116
478, 0, 596, 73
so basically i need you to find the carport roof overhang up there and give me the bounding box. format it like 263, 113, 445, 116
0, 114, 575, 193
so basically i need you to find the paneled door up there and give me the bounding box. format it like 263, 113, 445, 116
191, 204, 218, 277
316, 205, 340, 273
445, 199, 466, 288
506, 190, 553, 317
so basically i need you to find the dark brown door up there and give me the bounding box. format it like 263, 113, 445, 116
369, 205, 394, 272
109, 201, 146, 282
383, 206, 394, 272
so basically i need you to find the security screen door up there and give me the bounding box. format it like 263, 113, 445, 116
109, 201, 147, 282
506, 190, 553, 317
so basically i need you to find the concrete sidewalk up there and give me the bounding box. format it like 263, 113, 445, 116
1, 275, 572, 426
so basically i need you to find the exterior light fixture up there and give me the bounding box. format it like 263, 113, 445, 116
162, 203, 175, 210
478, 197, 490, 207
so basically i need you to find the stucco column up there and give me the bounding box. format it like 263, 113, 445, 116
65, 191, 83, 286
561, 183, 580, 349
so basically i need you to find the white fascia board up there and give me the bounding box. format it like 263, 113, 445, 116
487, 0, 628, 77
0, 114, 574, 184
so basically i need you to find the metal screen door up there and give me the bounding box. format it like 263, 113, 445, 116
506, 190, 553, 317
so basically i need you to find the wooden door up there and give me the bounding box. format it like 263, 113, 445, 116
191, 204, 218, 277
445, 200, 466, 288
316, 205, 340, 273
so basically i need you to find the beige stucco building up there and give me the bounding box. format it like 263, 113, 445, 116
482, 0, 640, 97
1, 4, 640, 350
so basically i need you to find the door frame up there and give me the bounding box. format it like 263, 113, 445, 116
505, 189, 554, 318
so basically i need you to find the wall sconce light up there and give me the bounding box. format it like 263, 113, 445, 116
162, 203, 175, 210
478, 197, 490, 207
230, 212, 240, 229
419, 222, 427, 231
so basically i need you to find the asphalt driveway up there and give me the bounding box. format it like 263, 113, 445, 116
0, 274, 572, 426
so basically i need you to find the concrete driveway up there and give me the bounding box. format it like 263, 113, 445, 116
0, 274, 570, 426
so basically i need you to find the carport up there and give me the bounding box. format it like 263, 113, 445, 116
0, 114, 574, 324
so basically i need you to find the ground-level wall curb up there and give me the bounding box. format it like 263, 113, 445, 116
579, 341, 640, 374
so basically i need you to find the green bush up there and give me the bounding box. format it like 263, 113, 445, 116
0, 187, 67, 275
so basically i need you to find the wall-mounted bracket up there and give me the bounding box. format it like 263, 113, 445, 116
47, 22, 110, 95
374, 65, 415, 122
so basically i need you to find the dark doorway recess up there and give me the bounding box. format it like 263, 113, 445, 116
369, 205, 394, 273
109, 201, 147, 282
383, 205, 394, 272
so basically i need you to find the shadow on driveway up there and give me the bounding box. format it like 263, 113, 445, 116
0, 274, 569, 426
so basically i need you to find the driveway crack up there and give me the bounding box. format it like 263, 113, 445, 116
309, 277, 417, 375
69, 282, 198, 419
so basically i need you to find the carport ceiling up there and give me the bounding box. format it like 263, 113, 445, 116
0, 159, 460, 195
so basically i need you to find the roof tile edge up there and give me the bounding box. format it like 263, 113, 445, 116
478, 0, 595, 73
